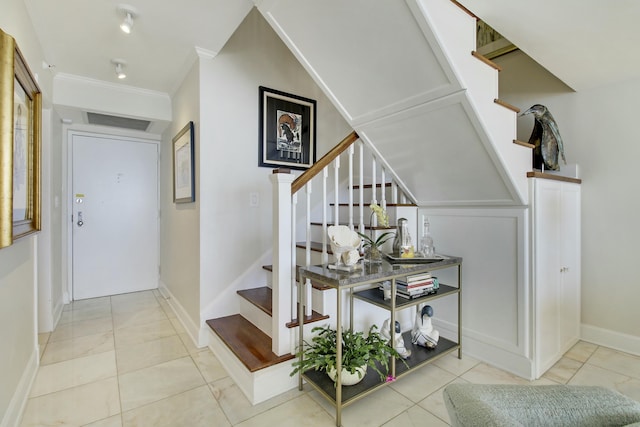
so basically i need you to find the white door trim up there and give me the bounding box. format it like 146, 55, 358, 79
64, 128, 161, 302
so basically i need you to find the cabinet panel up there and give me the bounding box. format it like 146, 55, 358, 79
531, 178, 581, 378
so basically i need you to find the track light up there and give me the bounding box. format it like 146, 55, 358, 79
111, 59, 127, 79
117, 5, 138, 34
120, 12, 134, 34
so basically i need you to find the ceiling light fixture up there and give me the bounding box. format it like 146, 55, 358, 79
111, 59, 127, 79
117, 5, 138, 34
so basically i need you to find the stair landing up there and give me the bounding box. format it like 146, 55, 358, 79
206, 315, 294, 372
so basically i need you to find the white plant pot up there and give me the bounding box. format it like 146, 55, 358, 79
327, 365, 367, 386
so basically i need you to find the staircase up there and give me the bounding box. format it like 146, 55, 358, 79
205, 0, 532, 404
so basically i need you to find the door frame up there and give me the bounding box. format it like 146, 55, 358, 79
64, 128, 161, 303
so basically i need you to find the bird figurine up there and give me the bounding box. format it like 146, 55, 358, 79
381, 319, 411, 359
411, 305, 439, 349
521, 104, 566, 171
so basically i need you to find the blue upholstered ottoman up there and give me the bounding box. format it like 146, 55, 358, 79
443, 384, 640, 427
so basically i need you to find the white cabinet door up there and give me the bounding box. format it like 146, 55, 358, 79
532, 178, 581, 378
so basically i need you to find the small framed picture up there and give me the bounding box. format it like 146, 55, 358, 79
259, 86, 316, 170
172, 121, 195, 203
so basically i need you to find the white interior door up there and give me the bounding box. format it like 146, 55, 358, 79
72, 133, 159, 300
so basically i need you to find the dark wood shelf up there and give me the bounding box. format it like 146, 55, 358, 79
301, 335, 459, 406
353, 284, 459, 310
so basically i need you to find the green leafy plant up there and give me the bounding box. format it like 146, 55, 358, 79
357, 231, 395, 251
290, 324, 407, 383
358, 203, 395, 251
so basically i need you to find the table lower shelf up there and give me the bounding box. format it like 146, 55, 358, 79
301, 334, 459, 407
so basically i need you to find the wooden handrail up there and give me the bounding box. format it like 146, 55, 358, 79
291, 131, 359, 194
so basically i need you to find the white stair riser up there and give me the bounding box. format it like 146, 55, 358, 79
238, 297, 272, 338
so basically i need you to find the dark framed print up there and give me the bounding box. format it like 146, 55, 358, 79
259, 86, 316, 170
0, 28, 42, 248
172, 121, 195, 203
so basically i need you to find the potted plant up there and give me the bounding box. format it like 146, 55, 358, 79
290, 324, 407, 386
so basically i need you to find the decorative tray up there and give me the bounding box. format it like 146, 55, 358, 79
383, 253, 449, 264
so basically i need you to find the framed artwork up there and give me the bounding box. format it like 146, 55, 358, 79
172, 121, 195, 203
476, 20, 517, 60
259, 86, 316, 170
0, 28, 42, 248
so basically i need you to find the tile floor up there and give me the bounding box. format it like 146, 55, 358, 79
21, 290, 640, 426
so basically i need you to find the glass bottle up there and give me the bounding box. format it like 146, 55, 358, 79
419, 216, 435, 258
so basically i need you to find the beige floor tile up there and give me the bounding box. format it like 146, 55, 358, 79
382, 405, 449, 427
30, 350, 117, 397
84, 415, 123, 427
169, 317, 186, 334
38, 332, 50, 347
118, 356, 205, 411
461, 363, 555, 385
178, 332, 206, 354
113, 306, 168, 330
114, 319, 177, 348
564, 340, 598, 363
20, 377, 120, 427
59, 304, 113, 325
110, 290, 158, 307
116, 335, 187, 374
64, 296, 111, 313
41, 330, 114, 365
418, 377, 469, 424
587, 346, 640, 380
390, 363, 456, 403
210, 377, 304, 425
122, 385, 228, 427
542, 356, 584, 384
157, 298, 177, 319
317, 386, 413, 427
49, 315, 114, 342
432, 352, 480, 377
235, 394, 335, 427
569, 363, 640, 402
191, 350, 228, 383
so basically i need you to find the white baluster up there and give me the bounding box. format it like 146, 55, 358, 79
348, 145, 354, 230
358, 141, 365, 235
391, 181, 398, 204
381, 167, 387, 211
291, 193, 298, 322
322, 166, 328, 265
371, 157, 377, 227
334, 156, 340, 226
305, 181, 312, 268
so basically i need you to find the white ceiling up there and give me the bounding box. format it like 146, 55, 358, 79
24, 0, 253, 94
23, 0, 640, 100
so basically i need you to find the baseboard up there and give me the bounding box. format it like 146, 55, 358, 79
1, 347, 38, 427
581, 323, 640, 357
435, 318, 535, 380
158, 282, 206, 348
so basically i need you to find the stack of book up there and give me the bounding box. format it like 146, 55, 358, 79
395, 272, 439, 299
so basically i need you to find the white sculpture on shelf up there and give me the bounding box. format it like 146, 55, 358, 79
381, 318, 411, 359
327, 225, 361, 267
411, 304, 439, 349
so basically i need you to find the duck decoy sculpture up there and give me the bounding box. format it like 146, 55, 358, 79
521, 104, 566, 171
411, 305, 439, 349
381, 318, 411, 359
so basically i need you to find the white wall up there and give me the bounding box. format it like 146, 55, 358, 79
0, 2, 53, 425
198, 9, 351, 325
497, 50, 640, 355
160, 61, 201, 337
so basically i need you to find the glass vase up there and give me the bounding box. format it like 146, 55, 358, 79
365, 246, 383, 264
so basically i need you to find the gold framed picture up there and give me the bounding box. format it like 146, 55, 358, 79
0, 28, 42, 248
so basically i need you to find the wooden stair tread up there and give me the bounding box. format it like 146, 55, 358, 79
206, 315, 294, 372
238, 287, 271, 316
329, 202, 416, 207
471, 50, 502, 71
263, 265, 331, 290
309, 222, 396, 231
286, 307, 330, 328
494, 98, 520, 113
513, 139, 535, 149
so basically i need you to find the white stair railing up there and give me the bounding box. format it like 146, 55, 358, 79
270, 131, 415, 355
